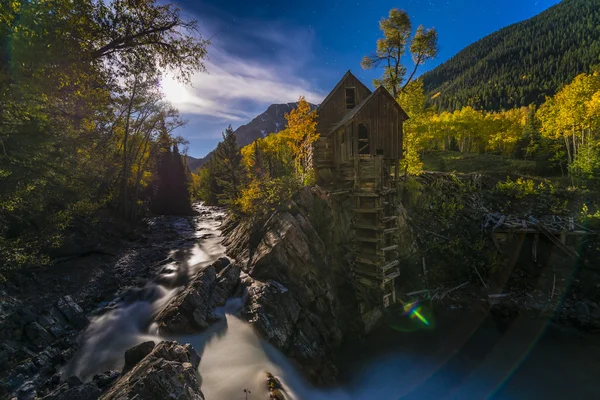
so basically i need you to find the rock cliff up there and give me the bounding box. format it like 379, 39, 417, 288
223, 187, 362, 383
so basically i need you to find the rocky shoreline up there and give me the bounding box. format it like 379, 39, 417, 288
0, 209, 220, 399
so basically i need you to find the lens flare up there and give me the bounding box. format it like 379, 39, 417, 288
404, 301, 430, 326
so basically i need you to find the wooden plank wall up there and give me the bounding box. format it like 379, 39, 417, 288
351, 93, 404, 160
317, 74, 371, 135
331, 96, 404, 164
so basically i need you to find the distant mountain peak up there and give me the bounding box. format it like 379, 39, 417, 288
186, 102, 318, 171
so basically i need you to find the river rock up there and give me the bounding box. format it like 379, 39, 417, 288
41, 381, 100, 400
24, 322, 53, 348
155, 267, 217, 334
245, 280, 301, 349
123, 341, 155, 373
101, 341, 204, 400
210, 263, 241, 308
55, 296, 88, 328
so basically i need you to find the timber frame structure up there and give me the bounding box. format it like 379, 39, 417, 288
313, 71, 409, 324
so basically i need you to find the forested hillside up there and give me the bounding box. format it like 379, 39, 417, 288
422, 0, 600, 111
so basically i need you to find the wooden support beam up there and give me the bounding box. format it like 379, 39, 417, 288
381, 259, 399, 271
530, 217, 579, 259
384, 227, 399, 235
356, 255, 385, 266
381, 244, 398, 252
383, 270, 400, 282
353, 192, 380, 197
354, 236, 381, 243
353, 223, 383, 231
353, 208, 384, 213
382, 216, 396, 223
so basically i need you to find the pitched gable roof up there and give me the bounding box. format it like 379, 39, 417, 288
317, 70, 372, 112
326, 86, 409, 136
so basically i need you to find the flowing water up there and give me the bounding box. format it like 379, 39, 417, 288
67, 206, 600, 400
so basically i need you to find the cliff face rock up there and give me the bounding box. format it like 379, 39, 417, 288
155, 260, 241, 334
101, 341, 204, 400
224, 187, 361, 384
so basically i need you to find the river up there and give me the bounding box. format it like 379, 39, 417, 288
66, 206, 600, 399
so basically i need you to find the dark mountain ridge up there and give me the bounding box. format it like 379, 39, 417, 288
186, 102, 317, 171
422, 0, 600, 111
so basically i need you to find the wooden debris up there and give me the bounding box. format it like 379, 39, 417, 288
405, 289, 429, 297
437, 282, 469, 300
488, 293, 511, 299
473, 264, 488, 289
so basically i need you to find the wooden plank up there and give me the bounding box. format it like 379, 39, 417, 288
352, 192, 380, 197
356, 255, 384, 266
384, 227, 399, 234
353, 223, 383, 231
353, 208, 383, 213
381, 245, 398, 252
530, 217, 579, 259
381, 259, 399, 271
382, 216, 396, 223
383, 270, 400, 282
354, 236, 381, 243
353, 266, 383, 279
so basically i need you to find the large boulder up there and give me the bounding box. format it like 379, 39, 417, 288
155, 267, 217, 334
123, 341, 155, 373
101, 341, 204, 400
245, 280, 301, 349
155, 260, 242, 335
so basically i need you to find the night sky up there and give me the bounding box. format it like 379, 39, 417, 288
164, 0, 561, 158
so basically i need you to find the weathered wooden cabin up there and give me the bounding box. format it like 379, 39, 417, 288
313, 71, 409, 327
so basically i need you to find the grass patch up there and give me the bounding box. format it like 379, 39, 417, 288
421, 151, 540, 176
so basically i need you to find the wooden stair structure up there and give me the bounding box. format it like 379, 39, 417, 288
350, 156, 400, 311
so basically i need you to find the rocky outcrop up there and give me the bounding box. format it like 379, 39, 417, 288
101, 341, 204, 400
123, 341, 155, 373
155, 259, 241, 334
224, 187, 361, 384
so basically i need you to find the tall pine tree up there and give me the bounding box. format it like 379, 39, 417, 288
212, 125, 244, 207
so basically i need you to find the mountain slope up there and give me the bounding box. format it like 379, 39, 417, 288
422, 0, 600, 111
187, 102, 317, 171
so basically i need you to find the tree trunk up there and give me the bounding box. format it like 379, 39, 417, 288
563, 134, 572, 165
122, 77, 138, 220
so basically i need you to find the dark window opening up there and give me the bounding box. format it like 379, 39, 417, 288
358, 123, 370, 155
345, 88, 356, 109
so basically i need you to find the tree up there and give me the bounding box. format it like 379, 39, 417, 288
212, 125, 244, 207
361, 8, 438, 98
281, 97, 319, 183
0, 0, 207, 271
397, 79, 430, 173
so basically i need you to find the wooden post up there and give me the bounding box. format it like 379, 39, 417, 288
532, 232, 539, 263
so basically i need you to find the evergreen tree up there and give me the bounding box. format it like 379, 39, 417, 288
212, 125, 244, 207
151, 133, 193, 215
422, 0, 600, 111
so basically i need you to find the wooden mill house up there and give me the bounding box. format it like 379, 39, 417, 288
313, 71, 409, 326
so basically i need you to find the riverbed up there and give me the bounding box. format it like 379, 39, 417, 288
68, 206, 600, 399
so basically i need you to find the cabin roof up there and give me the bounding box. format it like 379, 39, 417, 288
326, 86, 409, 136
317, 70, 372, 112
